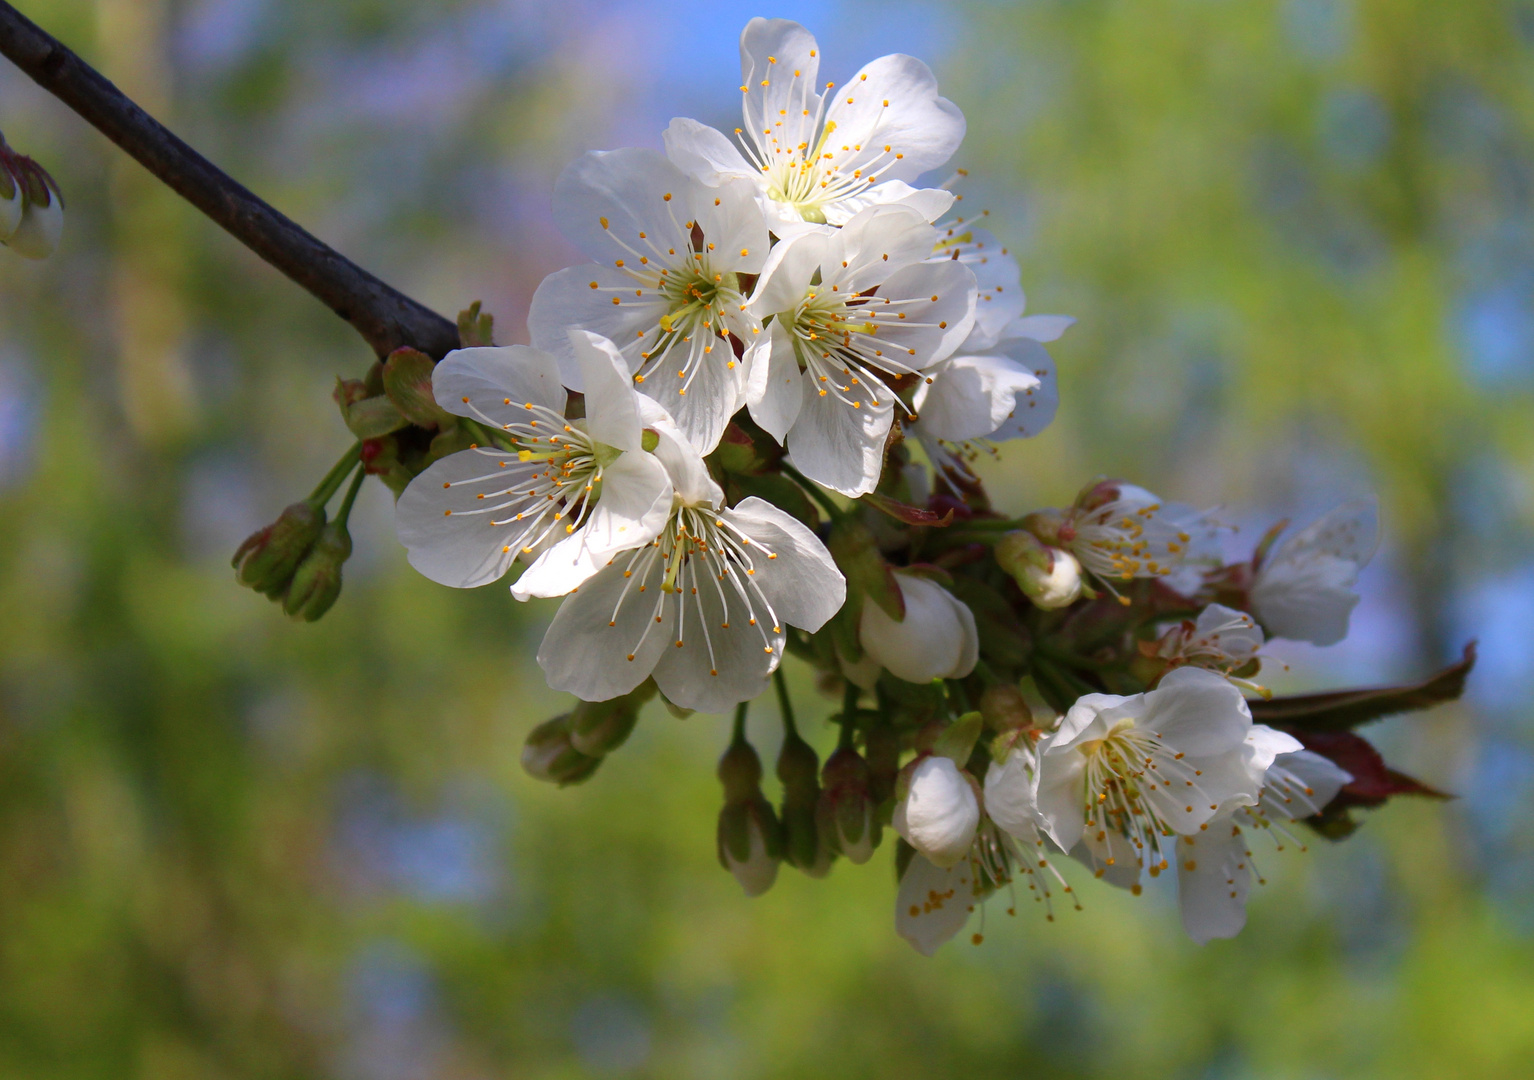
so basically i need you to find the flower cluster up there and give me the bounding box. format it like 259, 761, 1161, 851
238, 18, 1467, 954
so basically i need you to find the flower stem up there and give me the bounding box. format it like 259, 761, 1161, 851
335, 460, 367, 528
774, 667, 797, 739
307, 442, 363, 507
732, 700, 749, 743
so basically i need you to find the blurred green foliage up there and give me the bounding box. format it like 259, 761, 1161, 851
0, 1, 1530, 1077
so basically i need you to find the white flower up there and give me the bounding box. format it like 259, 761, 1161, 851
910, 334, 1060, 448
746, 204, 976, 495
536, 427, 845, 712
1153, 603, 1270, 695
395, 334, 674, 599
928, 215, 1075, 350
664, 18, 965, 233
1251, 497, 1379, 646
1060, 483, 1216, 603
894, 755, 979, 868
895, 849, 981, 956
858, 570, 979, 684
527, 147, 769, 454
984, 739, 1046, 846
1034, 667, 1266, 886
1176, 739, 1351, 944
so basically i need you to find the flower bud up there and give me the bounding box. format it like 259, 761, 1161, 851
717, 732, 782, 895
1, 151, 63, 259
716, 797, 782, 897
996, 531, 1083, 610
818, 746, 881, 864
282, 520, 352, 622
334, 378, 408, 439
892, 755, 980, 868
979, 683, 1033, 733
232, 501, 325, 597
382, 347, 454, 430
568, 683, 654, 757
858, 571, 979, 684
777, 728, 829, 876
1073, 476, 1125, 513
0, 157, 21, 240
521, 714, 602, 786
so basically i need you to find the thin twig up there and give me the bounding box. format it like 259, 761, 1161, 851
0, 1, 459, 359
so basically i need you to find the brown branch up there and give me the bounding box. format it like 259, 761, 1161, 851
0, 1, 459, 359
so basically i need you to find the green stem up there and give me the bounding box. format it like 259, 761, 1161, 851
946, 678, 971, 716
774, 668, 797, 739
1035, 641, 1117, 673
733, 700, 749, 743
465, 417, 516, 451
307, 442, 363, 506
334, 461, 366, 528
780, 463, 843, 520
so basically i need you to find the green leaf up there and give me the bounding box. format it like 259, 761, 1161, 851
828, 519, 904, 621
1250, 642, 1476, 731
932, 712, 983, 765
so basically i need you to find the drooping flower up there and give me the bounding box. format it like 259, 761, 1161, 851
893, 755, 980, 868
1250, 497, 1379, 646
536, 425, 845, 712
746, 204, 976, 495
1033, 667, 1267, 887
1175, 739, 1352, 944
664, 17, 965, 234
395, 333, 674, 599
1056, 481, 1218, 603
527, 147, 769, 454
858, 569, 979, 684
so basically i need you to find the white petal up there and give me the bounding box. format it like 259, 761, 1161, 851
1176, 824, 1251, 945
650, 558, 779, 714
739, 18, 822, 161
895, 853, 976, 956
395, 449, 539, 588
1260, 749, 1352, 819
913, 349, 1041, 443
1141, 667, 1253, 757
822, 53, 965, 184
991, 341, 1059, 441
569, 330, 645, 451
1274, 497, 1380, 567
834, 204, 941, 295
984, 751, 1042, 844
824, 179, 955, 226
0, 188, 22, 240
431, 345, 566, 426
1033, 745, 1089, 852
749, 226, 835, 318
537, 550, 672, 701
938, 227, 1024, 348
552, 147, 697, 267
509, 449, 672, 600
6, 193, 63, 259
664, 116, 755, 187
528, 264, 664, 390
1070, 830, 1143, 891
847, 258, 977, 367
1005, 314, 1076, 343
723, 497, 846, 632
744, 319, 802, 440
784, 377, 892, 497
1049, 692, 1131, 748
642, 400, 723, 507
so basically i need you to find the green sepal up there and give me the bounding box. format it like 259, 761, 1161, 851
828, 518, 904, 622
457, 301, 495, 348
932, 711, 984, 766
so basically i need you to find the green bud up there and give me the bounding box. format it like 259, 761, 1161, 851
716, 797, 782, 896
569, 682, 654, 757
996, 530, 1083, 610
232, 501, 325, 597
457, 301, 495, 349
521, 714, 602, 786
717, 735, 765, 803
283, 520, 352, 622
979, 683, 1034, 733
336, 384, 409, 439
818, 746, 881, 864
777, 729, 827, 875
383, 347, 454, 430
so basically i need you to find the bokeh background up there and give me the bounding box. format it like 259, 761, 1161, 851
1, 0, 1532, 1076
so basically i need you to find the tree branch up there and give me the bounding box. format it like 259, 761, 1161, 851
0, 1, 459, 359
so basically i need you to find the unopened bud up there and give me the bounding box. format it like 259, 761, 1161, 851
521, 714, 602, 786
457, 301, 495, 349
717, 733, 764, 802
716, 797, 782, 896
777, 729, 828, 876
892, 755, 980, 869
232, 501, 325, 597
569, 682, 654, 757
1073, 476, 1124, 513
383, 347, 453, 430
0, 149, 63, 259
1018, 509, 1066, 546
818, 746, 880, 864
283, 520, 352, 621
979, 683, 1033, 733
996, 531, 1082, 610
